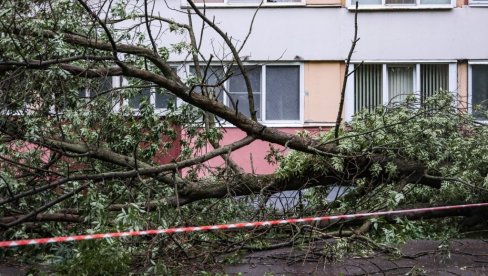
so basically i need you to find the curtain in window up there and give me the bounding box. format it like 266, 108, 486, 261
420, 64, 449, 104
388, 65, 414, 103
354, 64, 382, 113
265, 66, 300, 120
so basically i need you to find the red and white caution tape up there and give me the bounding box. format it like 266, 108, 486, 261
1, 202, 487, 248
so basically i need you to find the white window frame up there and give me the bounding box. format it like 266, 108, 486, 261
186, 62, 304, 127
469, 0, 488, 6
468, 61, 488, 119
347, 0, 455, 9
122, 77, 178, 116
77, 76, 120, 113
345, 61, 457, 121
181, 0, 305, 8
121, 66, 183, 116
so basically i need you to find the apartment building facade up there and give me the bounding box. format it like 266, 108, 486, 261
122, 0, 488, 173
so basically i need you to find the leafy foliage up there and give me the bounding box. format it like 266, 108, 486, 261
1, 0, 487, 272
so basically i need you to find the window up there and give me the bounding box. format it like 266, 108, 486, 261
388, 65, 414, 103
189, 64, 302, 124
420, 64, 449, 104
347, 63, 455, 118
351, 0, 453, 8
470, 64, 488, 120
354, 64, 382, 113
228, 66, 262, 119
78, 77, 114, 99
126, 67, 178, 113
189, 66, 225, 103
127, 85, 176, 112
266, 66, 300, 120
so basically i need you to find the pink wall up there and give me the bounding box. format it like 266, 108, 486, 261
201, 127, 327, 174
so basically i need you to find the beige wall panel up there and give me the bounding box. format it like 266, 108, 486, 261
306, 0, 342, 5
304, 62, 344, 123
457, 62, 468, 111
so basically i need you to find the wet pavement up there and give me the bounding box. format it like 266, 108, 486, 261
224, 239, 488, 275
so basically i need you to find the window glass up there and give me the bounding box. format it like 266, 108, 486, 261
228, 93, 262, 119
229, 66, 261, 119
472, 65, 488, 119
155, 91, 176, 109
190, 66, 225, 102
354, 64, 383, 113
229, 66, 261, 92
388, 65, 414, 103
129, 87, 151, 109
353, 63, 453, 116
78, 77, 113, 99
91, 77, 113, 98
187, 64, 301, 122
420, 64, 449, 104
265, 66, 300, 120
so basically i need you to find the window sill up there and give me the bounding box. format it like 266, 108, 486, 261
347, 4, 454, 10
128, 109, 172, 116
221, 121, 305, 128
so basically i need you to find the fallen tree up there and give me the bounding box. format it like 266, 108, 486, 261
0, 0, 487, 273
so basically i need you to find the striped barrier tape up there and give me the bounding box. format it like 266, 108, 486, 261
1, 202, 487, 248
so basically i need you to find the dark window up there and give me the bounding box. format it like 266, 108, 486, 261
472, 65, 488, 119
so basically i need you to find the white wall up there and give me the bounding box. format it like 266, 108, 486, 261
145, 2, 488, 61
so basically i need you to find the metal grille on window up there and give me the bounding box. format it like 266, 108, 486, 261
420, 64, 449, 104
354, 64, 382, 113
